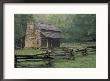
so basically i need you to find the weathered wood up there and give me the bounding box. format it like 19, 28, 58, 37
15, 50, 54, 68
15, 46, 96, 68
25, 22, 62, 48
17, 59, 44, 62
75, 48, 87, 56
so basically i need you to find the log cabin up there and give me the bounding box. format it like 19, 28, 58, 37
16, 21, 63, 49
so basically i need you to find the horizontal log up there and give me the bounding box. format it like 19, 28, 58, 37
17, 59, 44, 62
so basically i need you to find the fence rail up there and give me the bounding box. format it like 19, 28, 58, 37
15, 46, 96, 68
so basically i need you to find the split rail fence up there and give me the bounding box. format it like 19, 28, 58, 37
15, 46, 96, 67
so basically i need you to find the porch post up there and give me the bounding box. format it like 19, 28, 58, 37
47, 39, 48, 48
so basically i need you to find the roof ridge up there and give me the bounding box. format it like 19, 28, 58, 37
34, 22, 61, 32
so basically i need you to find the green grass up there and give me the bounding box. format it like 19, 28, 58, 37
15, 48, 44, 55
61, 43, 84, 48
53, 54, 96, 68
15, 42, 96, 68
16, 53, 96, 68
17, 61, 46, 68
61, 42, 95, 48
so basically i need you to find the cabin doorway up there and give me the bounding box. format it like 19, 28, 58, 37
47, 38, 52, 48
47, 38, 60, 48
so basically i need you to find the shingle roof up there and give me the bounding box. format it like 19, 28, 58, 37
35, 23, 61, 32
42, 32, 63, 38
35, 22, 63, 38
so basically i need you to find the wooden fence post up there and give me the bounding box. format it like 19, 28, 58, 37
70, 49, 75, 60
82, 48, 87, 56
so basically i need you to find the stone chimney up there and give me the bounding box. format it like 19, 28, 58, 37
25, 21, 37, 48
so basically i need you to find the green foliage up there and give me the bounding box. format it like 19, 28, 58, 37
14, 14, 35, 40
15, 14, 96, 43
71, 14, 96, 42
33, 14, 96, 42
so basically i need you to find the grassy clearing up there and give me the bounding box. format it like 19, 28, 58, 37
15, 42, 95, 55
61, 43, 84, 48
15, 42, 96, 68
16, 53, 96, 68
15, 48, 43, 55
61, 42, 95, 48
53, 54, 96, 68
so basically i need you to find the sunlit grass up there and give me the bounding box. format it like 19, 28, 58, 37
15, 48, 43, 55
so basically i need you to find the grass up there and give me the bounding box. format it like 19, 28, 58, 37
15, 48, 44, 55
61, 42, 95, 48
16, 52, 96, 68
53, 54, 96, 68
15, 42, 96, 68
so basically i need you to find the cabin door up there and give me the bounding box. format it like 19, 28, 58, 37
47, 38, 60, 48
47, 38, 52, 48
52, 39, 60, 48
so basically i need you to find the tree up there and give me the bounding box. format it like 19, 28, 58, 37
14, 14, 35, 41
15, 14, 96, 43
